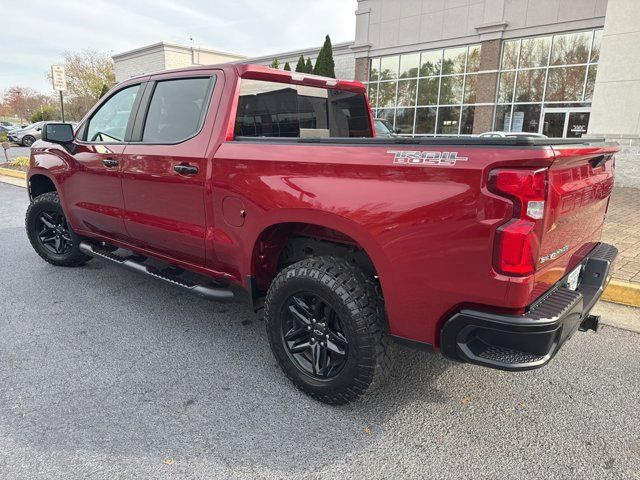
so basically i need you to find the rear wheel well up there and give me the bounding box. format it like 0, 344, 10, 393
29, 175, 57, 200
251, 223, 377, 299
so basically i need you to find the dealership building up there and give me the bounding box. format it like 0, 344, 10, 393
113, 0, 639, 184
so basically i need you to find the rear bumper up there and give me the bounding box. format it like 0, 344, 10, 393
440, 243, 618, 371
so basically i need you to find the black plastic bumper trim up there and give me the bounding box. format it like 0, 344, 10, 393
440, 243, 618, 371
392, 335, 434, 352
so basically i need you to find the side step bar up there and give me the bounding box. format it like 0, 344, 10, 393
79, 242, 234, 302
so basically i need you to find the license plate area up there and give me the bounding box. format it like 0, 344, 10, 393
566, 264, 583, 291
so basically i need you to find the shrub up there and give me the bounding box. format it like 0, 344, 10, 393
10, 156, 30, 167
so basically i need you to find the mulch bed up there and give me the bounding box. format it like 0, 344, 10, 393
0, 162, 28, 172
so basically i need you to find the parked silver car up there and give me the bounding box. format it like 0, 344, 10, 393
8, 121, 46, 146
8, 121, 76, 147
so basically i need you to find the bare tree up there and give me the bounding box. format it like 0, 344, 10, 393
48, 49, 115, 120
1, 86, 50, 123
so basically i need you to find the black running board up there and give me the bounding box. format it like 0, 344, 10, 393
79, 242, 234, 302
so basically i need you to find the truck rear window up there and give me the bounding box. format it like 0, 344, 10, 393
234, 79, 372, 138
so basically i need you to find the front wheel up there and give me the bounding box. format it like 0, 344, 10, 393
22, 135, 35, 147
265, 256, 393, 405
25, 191, 92, 267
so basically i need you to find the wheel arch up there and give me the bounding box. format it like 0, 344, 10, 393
28, 172, 58, 200
246, 211, 396, 320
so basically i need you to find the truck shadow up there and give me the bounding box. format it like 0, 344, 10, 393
4, 257, 460, 475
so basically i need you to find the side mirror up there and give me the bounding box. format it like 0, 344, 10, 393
42, 123, 74, 144
394, 128, 401, 134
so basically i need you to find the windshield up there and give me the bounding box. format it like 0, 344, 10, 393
22, 122, 41, 130
374, 119, 393, 135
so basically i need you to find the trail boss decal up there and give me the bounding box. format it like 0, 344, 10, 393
388, 150, 469, 166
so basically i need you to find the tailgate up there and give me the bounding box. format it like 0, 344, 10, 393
534, 144, 617, 288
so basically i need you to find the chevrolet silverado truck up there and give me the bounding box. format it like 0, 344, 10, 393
25, 64, 618, 405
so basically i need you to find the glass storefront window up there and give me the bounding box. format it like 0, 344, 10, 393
497, 71, 515, 103
550, 31, 592, 66
378, 81, 397, 108
399, 53, 420, 79
442, 47, 467, 75
510, 104, 542, 133
376, 108, 395, 126
436, 106, 460, 134
591, 30, 602, 63
380, 56, 399, 81
502, 40, 519, 70
367, 83, 378, 109
463, 74, 477, 104
546, 66, 587, 101
420, 50, 442, 77
519, 36, 551, 69
461, 106, 475, 135
584, 65, 597, 101
395, 108, 415, 134
439, 75, 464, 105
417, 77, 439, 106
415, 107, 437, 135
494, 29, 599, 136
495, 105, 512, 131
514, 68, 545, 102
467, 45, 481, 73
369, 58, 380, 82
397, 79, 417, 106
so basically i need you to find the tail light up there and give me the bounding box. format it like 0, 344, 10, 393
488, 168, 548, 276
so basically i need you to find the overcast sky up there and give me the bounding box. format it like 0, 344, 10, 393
0, 0, 357, 93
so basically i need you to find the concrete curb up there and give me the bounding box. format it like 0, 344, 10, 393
0, 174, 26, 188
602, 280, 640, 308
0, 167, 26, 179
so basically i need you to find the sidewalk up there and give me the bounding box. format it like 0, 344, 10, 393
602, 186, 640, 284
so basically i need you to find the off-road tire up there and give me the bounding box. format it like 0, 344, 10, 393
265, 256, 393, 405
25, 191, 91, 267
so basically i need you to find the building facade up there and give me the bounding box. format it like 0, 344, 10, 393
352, 0, 608, 137
113, 42, 356, 83
113, 42, 248, 82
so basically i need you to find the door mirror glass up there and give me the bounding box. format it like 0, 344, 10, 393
42, 123, 74, 144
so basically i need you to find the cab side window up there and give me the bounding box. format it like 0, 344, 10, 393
85, 84, 140, 143
142, 77, 212, 143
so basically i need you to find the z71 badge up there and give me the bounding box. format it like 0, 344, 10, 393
388, 150, 468, 166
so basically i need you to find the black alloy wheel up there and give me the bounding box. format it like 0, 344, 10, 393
25, 191, 91, 267
281, 293, 349, 379
36, 210, 74, 255
265, 256, 393, 405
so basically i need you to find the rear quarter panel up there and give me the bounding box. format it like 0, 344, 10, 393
212, 141, 558, 345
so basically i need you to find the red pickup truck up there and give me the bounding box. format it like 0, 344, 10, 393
26, 64, 618, 405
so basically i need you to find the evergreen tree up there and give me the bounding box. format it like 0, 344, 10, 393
305, 57, 313, 73
270, 58, 280, 69
283, 62, 291, 71
313, 35, 336, 78
295, 55, 306, 72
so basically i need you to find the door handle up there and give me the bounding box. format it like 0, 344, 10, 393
102, 158, 119, 168
174, 164, 198, 175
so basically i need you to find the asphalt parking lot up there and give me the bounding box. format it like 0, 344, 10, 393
1, 146, 30, 162
1, 182, 639, 479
